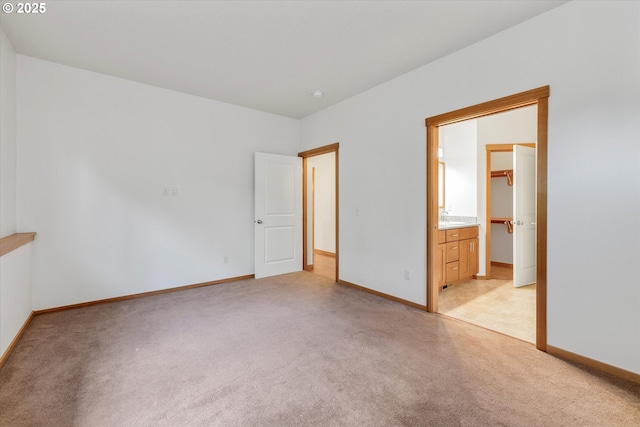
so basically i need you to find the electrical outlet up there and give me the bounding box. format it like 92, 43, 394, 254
170, 186, 178, 196
162, 187, 170, 196
223, 255, 229, 264
404, 270, 411, 280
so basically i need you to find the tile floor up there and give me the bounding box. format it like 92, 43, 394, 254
438, 265, 536, 343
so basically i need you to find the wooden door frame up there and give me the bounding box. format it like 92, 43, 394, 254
299, 143, 339, 281
426, 86, 549, 351
311, 167, 315, 258
485, 142, 536, 281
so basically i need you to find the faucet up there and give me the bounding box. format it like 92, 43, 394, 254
440, 210, 449, 222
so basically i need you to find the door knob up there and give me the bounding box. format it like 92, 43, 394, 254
255, 219, 263, 224
516, 220, 524, 226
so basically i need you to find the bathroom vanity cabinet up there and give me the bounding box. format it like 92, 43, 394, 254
437, 225, 479, 288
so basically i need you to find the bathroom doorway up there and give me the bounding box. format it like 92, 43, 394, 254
426, 87, 549, 351
437, 126, 537, 343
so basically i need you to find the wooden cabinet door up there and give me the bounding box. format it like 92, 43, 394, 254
459, 237, 480, 279
469, 237, 479, 276
459, 239, 472, 278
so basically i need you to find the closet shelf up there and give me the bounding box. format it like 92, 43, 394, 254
490, 217, 512, 224
0, 232, 36, 257
491, 169, 513, 186
491, 218, 513, 234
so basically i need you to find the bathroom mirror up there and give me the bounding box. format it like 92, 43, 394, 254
439, 120, 478, 218
438, 161, 445, 208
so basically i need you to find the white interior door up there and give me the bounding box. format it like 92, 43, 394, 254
254, 152, 302, 279
513, 145, 536, 287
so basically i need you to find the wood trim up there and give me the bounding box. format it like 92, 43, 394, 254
426, 124, 439, 312
304, 265, 314, 272
299, 143, 339, 282
491, 261, 513, 268
485, 145, 492, 280
536, 96, 549, 351
0, 232, 36, 257
425, 87, 550, 127
313, 249, 336, 258
0, 311, 35, 369
338, 279, 426, 311
547, 346, 640, 385
425, 85, 549, 352
335, 146, 340, 281
311, 167, 315, 255
302, 157, 309, 271
486, 142, 536, 152
298, 142, 339, 158
33, 274, 254, 315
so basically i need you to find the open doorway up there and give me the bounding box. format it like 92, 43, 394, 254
299, 143, 339, 281
426, 87, 549, 351
435, 107, 537, 343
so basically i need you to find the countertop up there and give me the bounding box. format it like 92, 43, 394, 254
438, 222, 479, 230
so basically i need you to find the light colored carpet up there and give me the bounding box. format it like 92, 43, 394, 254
439, 278, 536, 343
1, 272, 638, 426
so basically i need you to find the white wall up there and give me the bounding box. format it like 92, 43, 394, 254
17, 56, 300, 310
491, 151, 515, 171
0, 28, 33, 359
440, 120, 477, 216
308, 152, 335, 253
300, 1, 640, 374
1, 28, 17, 237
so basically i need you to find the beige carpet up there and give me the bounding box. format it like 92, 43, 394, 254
1, 272, 639, 426
439, 278, 536, 343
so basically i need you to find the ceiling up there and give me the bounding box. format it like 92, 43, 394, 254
0, 0, 567, 119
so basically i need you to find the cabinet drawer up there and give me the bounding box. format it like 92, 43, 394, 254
446, 242, 459, 263
446, 226, 479, 242
445, 261, 460, 283
446, 229, 461, 242
459, 226, 479, 240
